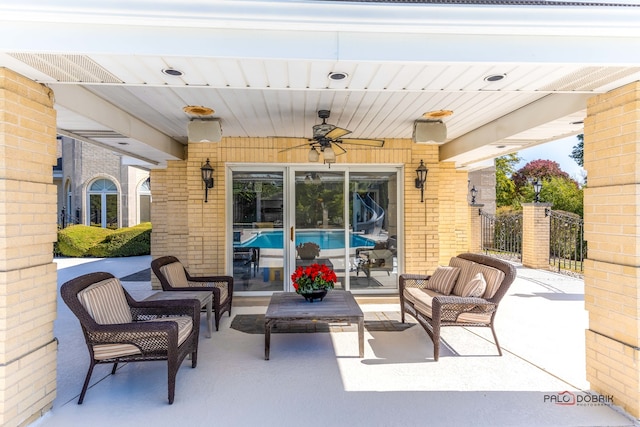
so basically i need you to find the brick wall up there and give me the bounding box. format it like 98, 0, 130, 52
584, 81, 640, 417
151, 138, 469, 279
0, 68, 58, 427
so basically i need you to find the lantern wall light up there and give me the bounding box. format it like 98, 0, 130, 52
200, 158, 214, 202
415, 159, 428, 203
470, 185, 478, 204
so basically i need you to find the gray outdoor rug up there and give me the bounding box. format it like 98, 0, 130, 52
231, 312, 414, 334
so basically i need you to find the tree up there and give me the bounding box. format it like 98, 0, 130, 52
540, 176, 583, 217
570, 134, 584, 167
512, 159, 570, 191
495, 154, 521, 208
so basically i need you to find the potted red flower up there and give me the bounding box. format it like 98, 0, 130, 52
291, 263, 337, 302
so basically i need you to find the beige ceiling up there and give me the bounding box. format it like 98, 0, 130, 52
2, 1, 640, 169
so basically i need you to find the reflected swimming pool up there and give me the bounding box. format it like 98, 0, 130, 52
236, 230, 374, 249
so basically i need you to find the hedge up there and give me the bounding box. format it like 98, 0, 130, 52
56, 223, 151, 257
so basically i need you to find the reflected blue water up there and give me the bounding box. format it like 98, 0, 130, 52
235, 230, 374, 249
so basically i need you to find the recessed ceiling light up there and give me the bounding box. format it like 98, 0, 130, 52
162, 68, 184, 77
484, 74, 506, 82
570, 120, 584, 125
183, 105, 215, 116
117, 142, 129, 145
328, 72, 348, 81
422, 110, 453, 119
496, 145, 506, 149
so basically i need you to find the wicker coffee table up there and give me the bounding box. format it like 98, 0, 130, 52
264, 290, 364, 360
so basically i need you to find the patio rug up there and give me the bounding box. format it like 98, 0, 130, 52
231, 312, 414, 334
120, 268, 151, 281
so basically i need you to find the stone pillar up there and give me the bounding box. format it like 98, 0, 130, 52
584, 81, 640, 417
521, 202, 551, 269
0, 68, 58, 426
468, 204, 484, 253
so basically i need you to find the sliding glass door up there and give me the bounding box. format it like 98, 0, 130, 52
230, 166, 400, 295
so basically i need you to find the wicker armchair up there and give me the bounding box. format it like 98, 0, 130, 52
60, 272, 200, 404
151, 255, 234, 331
399, 253, 516, 361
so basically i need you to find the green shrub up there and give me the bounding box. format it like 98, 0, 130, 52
56, 223, 151, 257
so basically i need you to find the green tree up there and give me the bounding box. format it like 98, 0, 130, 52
540, 175, 584, 217
495, 154, 521, 208
570, 134, 584, 167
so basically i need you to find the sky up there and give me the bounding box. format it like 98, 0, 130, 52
514, 135, 585, 183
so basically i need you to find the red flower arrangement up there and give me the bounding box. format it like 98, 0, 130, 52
291, 263, 337, 294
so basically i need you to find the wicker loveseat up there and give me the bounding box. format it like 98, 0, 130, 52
399, 253, 516, 361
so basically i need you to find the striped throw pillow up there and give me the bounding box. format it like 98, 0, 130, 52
453, 272, 487, 298
426, 266, 461, 295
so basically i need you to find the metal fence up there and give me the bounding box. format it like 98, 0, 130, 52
480, 210, 522, 260
547, 208, 586, 273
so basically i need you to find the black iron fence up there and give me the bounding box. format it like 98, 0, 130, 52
480, 210, 522, 260
547, 208, 586, 273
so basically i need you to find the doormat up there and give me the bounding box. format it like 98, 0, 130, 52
230, 312, 414, 334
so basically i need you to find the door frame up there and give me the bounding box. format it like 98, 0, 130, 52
227, 163, 404, 296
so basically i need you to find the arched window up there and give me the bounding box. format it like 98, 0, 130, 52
88, 178, 118, 229
139, 177, 151, 223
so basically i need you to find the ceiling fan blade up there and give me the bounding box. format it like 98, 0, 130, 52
331, 142, 348, 156
278, 142, 315, 153
337, 138, 385, 147
325, 127, 351, 140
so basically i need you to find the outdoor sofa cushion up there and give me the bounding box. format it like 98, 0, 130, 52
404, 287, 492, 324
455, 272, 487, 298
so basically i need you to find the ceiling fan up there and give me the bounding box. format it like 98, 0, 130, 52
279, 110, 384, 164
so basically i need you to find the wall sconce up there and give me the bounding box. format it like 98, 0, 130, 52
414, 159, 428, 203
200, 158, 214, 203
470, 185, 478, 204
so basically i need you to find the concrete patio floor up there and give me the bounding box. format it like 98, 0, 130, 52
32, 255, 638, 427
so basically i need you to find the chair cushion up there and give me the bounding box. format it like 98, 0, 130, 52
449, 257, 477, 296
160, 262, 189, 287
453, 272, 487, 298
425, 266, 460, 295
188, 280, 229, 302
78, 278, 132, 324
405, 287, 492, 324
92, 316, 193, 361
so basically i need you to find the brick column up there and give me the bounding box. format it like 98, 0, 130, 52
0, 69, 58, 426
521, 202, 551, 269
468, 204, 484, 253
584, 81, 640, 417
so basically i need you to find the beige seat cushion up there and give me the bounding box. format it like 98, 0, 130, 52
187, 280, 229, 302
404, 287, 492, 324
425, 266, 460, 295
78, 278, 133, 324
448, 257, 476, 296
160, 262, 189, 287
93, 316, 193, 360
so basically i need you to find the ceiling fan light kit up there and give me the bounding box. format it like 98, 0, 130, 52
187, 119, 222, 142
413, 120, 447, 144
308, 147, 320, 162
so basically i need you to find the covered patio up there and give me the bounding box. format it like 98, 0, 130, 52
36, 256, 634, 426
2, 2, 640, 425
